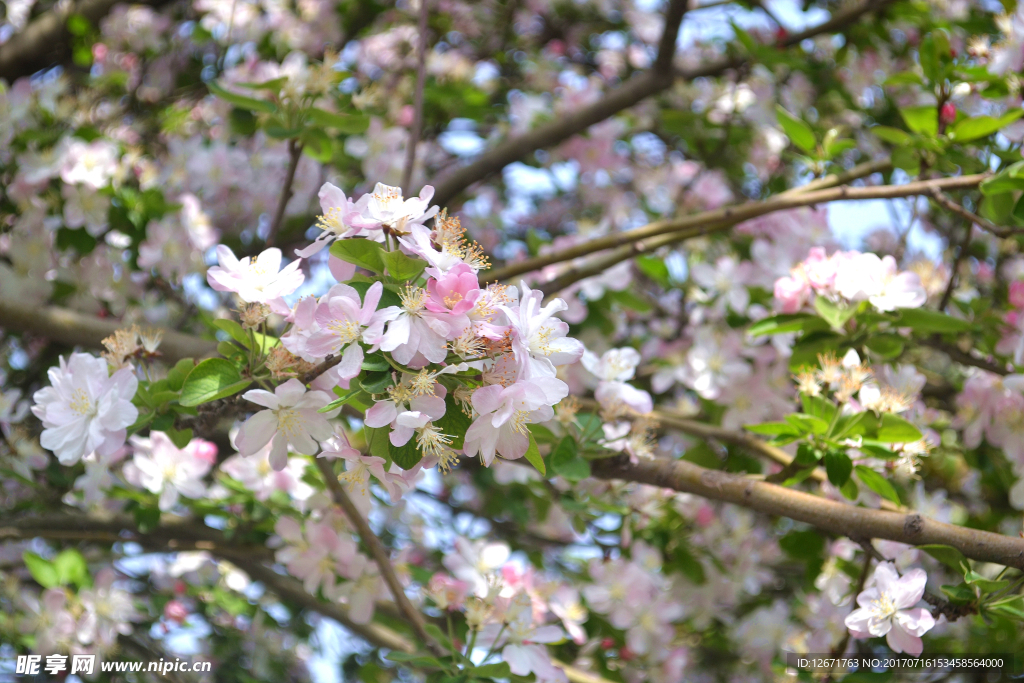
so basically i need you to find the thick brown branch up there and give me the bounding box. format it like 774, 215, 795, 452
589, 454, 1024, 569
0, 299, 217, 363
314, 457, 444, 656
430, 0, 891, 207
529, 174, 988, 296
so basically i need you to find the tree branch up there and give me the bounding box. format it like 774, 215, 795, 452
0, 0, 175, 82
929, 189, 1018, 239
314, 457, 444, 656
430, 0, 892, 207
265, 139, 304, 248
528, 174, 988, 296
588, 454, 1024, 569
0, 299, 217, 363
400, 0, 431, 197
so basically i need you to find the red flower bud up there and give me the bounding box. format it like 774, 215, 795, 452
940, 102, 957, 125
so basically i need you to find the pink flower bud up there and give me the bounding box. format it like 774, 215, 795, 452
940, 102, 957, 125
164, 599, 189, 625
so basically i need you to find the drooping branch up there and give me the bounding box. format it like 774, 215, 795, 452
929, 188, 1018, 239
430, 0, 892, 207
589, 454, 1024, 569
0, 299, 217, 363
529, 174, 988, 296
314, 457, 445, 656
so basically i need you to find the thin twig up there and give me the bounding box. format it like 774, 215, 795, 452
314, 457, 445, 656
939, 223, 974, 311
929, 188, 1018, 239
266, 139, 303, 248
401, 0, 431, 197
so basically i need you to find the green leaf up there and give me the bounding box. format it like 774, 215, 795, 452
896, 307, 973, 333
875, 413, 923, 443
950, 110, 1024, 143
919, 544, 968, 572
864, 333, 905, 359
319, 385, 363, 413
814, 297, 857, 331
471, 663, 512, 678
890, 146, 920, 175
801, 393, 837, 423
882, 71, 923, 86
824, 450, 853, 488
384, 652, 446, 668
523, 433, 546, 475
361, 370, 394, 394
987, 596, 1024, 620
745, 421, 801, 436
748, 313, 828, 337
361, 352, 391, 372
166, 427, 194, 449
213, 319, 251, 349
550, 436, 590, 481
436, 396, 472, 451
872, 126, 913, 145
330, 238, 386, 274
23, 552, 59, 588
53, 549, 90, 588
165, 358, 196, 392
965, 570, 1010, 593
900, 105, 938, 136
785, 413, 829, 435
776, 106, 816, 153
390, 435, 423, 470
839, 478, 859, 500
779, 529, 825, 559
306, 108, 370, 133
854, 465, 901, 505
941, 583, 976, 603
831, 411, 871, 440
636, 255, 670, 285
179, 358, 251, 407
207, 81, 277, 114
380, 250, 427, 282
366, 426, 392, 462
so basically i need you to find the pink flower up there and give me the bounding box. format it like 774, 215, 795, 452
235, 379, 339, 470
296, 182, 365, 258
123, 431, 215, 511
463, 378, 568, 465
773, 274, 811, 313
306, 281, 385, 358
364, 376, 447, 448
376, 287, 453, 366
502, 283, 585, 380
348, 183, 438, 235
426, 573, 471, 611
834, 252, 927, 312
61, 139, 119, 188
425, 263, 481, 317
844, 562, 935, 656
207, 246, 304, 305
1010, 280, 1024, 309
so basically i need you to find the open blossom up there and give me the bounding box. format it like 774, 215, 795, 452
583, 347, 652, 413
502, 283, 585, 379
834, 253, 927, 312
348, 182, 438, 235
377, 286, 453, 366
123, 432, 216, 511
207, 246, 304, 307
61, 139, 119, 188
235, 379, 340, 470
31, 352, 138, 465
306, 281, 386, 359
296, 182, 364, 257
477, 595, 567, 681
844, 562, 935, 656
443, 538, 510, 597
464, 378, 568, 465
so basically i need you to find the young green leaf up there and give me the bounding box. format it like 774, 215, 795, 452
824, 450, 853, 488
179, 358, 251, 407
875, 413, 923, 443
523, 433, 546, 475
854, 465, 901, 505
776, 106, 816, 153
330, 238, 386, 274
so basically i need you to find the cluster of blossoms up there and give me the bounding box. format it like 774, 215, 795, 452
774, 247, 928, 314
955, 371, 1024, 508
14, 568, 140, 659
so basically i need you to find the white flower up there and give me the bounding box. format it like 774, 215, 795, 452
581, 347, 641, 382
376, 286, 452, 366
844, 562, 935, 656
235, 379, 339, 470
349, 183, 438, 235
123, 431, 216, 511
477, 593, 567, 681
207, 246, 305, 305
834, 253, 927, 312
443, 537, 510, 597
296, 182, 366, 257
502, 282, 585, 379
60, 139, 119, 188
31, 352, 138, 465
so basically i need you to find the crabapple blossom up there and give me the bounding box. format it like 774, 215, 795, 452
502, 283, 585, 379
443, 538, 511, 597
376, 286, 453, 366
31, 352, 139, 465
206, 246, 305, 307
60, 139, 119, 188
305, 281, 385, 358
123, 431, 216, 511
464, 378, 568, 465
235, 379, 339, 470
296, 182, 365, 257
844, 562, 935, 656
347, 182, 438, 235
